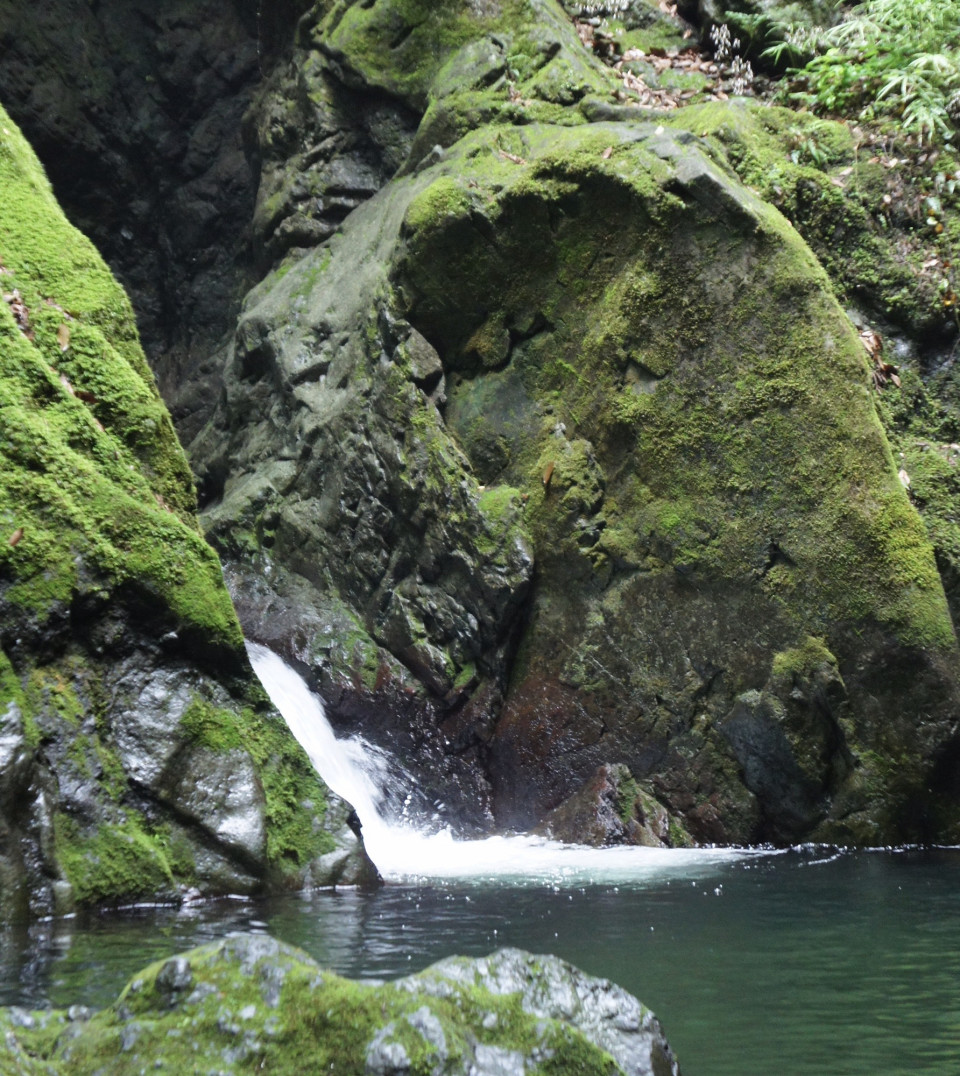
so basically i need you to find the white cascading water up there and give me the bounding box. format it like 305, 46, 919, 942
247, 642, 753, 884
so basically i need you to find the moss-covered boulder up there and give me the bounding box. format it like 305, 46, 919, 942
186, 0, 960, 848
0, 102, 373, 921
0, 934, 679, 1075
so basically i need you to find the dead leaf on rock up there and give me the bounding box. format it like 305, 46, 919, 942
898, 468, 911, 488
3, 288, 32, 338
8, 527, 23, 547
860, 327, 883, 362
543, 461, 555, 488
497, 149, 526, 166
602, 146, 613, 159
57, 323, 70, 351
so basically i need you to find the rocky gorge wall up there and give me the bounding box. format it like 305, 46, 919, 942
192, 0, 960, 847
2, 0, 960, 876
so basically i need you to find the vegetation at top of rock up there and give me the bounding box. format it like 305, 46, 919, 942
768, 0, 960, 145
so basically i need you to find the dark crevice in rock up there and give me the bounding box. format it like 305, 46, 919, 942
758, 539, 796, 579
0, 0, 282, 444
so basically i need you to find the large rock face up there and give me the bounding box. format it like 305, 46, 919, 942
0, 934, 680, 1076
4, 0, 960, 849
0, 103, 373, 922
185, 0, 960, 846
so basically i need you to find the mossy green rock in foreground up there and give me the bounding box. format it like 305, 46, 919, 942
0, 934, 679, 1075
0, 102, 372, 921
192, 0, 960, 848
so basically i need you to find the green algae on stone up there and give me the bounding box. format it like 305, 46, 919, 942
399, 119, 953, 641
53, 813, 182, 907
3, 935, 677, 1075
0, 103, 242, 652
663, 100, 955, 338
188, 0, 960, 846
318, 0, 611, 121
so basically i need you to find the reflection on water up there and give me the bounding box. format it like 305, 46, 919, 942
3, 847, 960, 1076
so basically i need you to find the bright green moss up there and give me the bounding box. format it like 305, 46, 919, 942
664, 100, 949, 334
478, 484, 522, 519
94, 739, 128, 802
243, 700, 337, 872
453, 661, 477, 690
319, 0, 507, 107
0, 648, 37, 749
54, 813, 179, 905
179, 698, 245, 753
771, 635, 838, 681
0, 103, 243, 652
476, 485, 530, 558
178, 691, 337, 873
399, 117, 957, 669
404, 175, 474, 236
15, 940, 624, 1075
24, 666, 83, 728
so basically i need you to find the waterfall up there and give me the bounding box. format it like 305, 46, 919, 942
247, 642, 753, 884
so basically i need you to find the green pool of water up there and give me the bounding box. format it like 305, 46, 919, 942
3, 846, 959, 1075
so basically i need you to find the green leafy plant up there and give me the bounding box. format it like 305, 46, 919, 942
768, 0, 960, 144
920, 163, 960, 323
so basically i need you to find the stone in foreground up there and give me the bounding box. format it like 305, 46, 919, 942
0, 934, 679, 1076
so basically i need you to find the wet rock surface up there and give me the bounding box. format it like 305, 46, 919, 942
0, 934, 681, 1076
538, 763, 695, 848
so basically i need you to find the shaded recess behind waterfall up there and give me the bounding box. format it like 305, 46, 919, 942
5, 0, 960, 849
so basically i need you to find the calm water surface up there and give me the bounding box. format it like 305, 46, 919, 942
2, 846, 959, 1075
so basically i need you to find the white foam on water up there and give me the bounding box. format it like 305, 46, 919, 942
247, 642, 757, 886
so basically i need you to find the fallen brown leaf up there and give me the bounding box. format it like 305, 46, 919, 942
8, 527, 23, 547
859, 328, 883, 362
